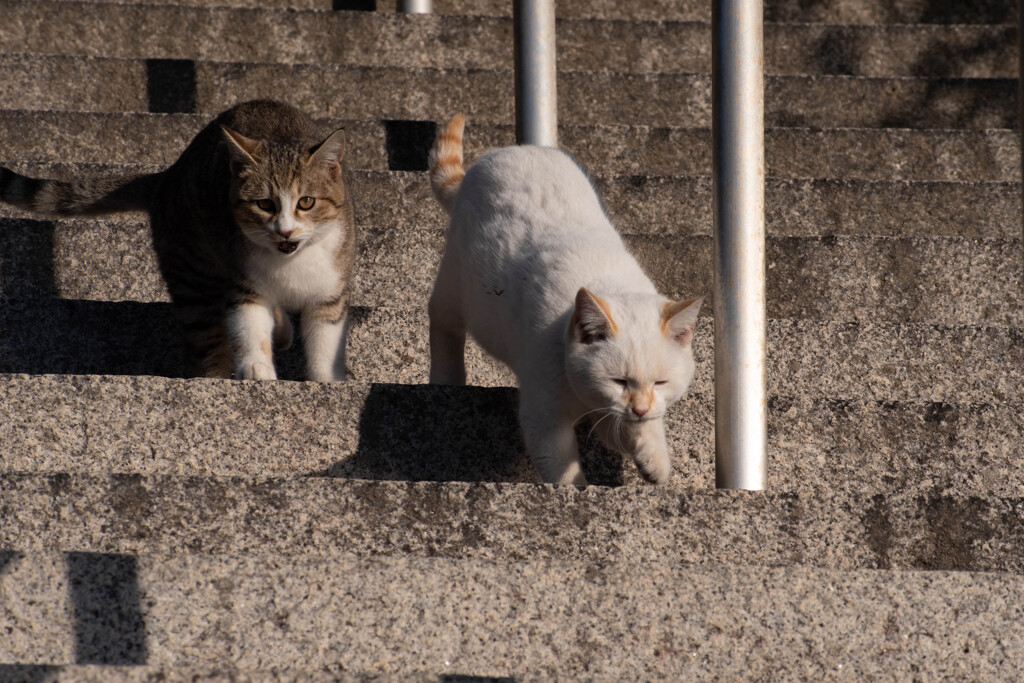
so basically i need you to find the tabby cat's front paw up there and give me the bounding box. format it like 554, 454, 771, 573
237, 359, 277, 380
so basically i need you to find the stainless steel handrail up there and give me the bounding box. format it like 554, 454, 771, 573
514, 0, 558, 146
712, 0, 768, 490
397, 0, 432, 13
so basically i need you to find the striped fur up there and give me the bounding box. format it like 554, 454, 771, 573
428, 113, 466, 214
0, 100, 357, 381
0, 166, 156, 215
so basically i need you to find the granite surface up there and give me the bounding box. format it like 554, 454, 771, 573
0, 54, 1017, 129
5, 309, 1024, 403
3, 552, 1024, 678
3, 165, 1020, 247
1, 3, 1017, 78
2, 374, 1024, 496
3, 212, 1023, 327
3, 473, 1024, 573
4, 110, 1020, 182
3, 0, 1024, 677
17, 0, 1019, 23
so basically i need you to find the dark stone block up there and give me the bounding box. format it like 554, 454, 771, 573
384, 119, 438, 172
145, 59, 196, 114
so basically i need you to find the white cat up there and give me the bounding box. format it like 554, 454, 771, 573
427, 115, 702, 486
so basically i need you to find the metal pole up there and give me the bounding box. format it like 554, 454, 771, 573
514, 0, 557, 146
712, 0, 767, 490
397, 0, 432, 13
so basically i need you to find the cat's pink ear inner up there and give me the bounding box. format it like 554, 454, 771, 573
309, 129, 346, 180
571, 288, 618, 344
662, 296, 703, 347
221, 126, 263, 173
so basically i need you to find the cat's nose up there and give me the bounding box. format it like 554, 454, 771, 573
277, 227, 295, 238
632, 405, 649, 417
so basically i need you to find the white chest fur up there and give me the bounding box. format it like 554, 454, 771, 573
247, 227, 342, 310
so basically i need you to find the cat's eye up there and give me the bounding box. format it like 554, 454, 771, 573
297, 196, 315, 211
612, 378, 628, 387
654, 380, 668, 386
255, 199, 276, 212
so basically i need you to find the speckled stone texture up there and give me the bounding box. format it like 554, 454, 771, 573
5, 306, 1024, 403
1, 3, 1018, 78
5, 165, 1023, 246
0, 55, 1018, 129
4, 0, 1024, 676
3, 176, 1023, 324
3, 474, 1024, 574
33, 0, 1019, 23
3, 552, 1024, 678
0, 667, 412, 682
442, 0, 1020, 24
3, 375, 1024, 496
4, 111, 1020, 181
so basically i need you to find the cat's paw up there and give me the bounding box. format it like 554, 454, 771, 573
634, 453, 671, 484
631, 443, 671, 484
237, 359, 277, 381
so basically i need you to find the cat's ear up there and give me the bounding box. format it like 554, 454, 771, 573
308, 129, 346, 181
221, 126, 263, 174
662, 296, 703, 347
570, 288, 618, 345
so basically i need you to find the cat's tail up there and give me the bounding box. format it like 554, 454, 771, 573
428, 113, 466, 215
0, 166, 159, 216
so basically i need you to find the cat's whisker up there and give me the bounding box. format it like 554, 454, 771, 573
573, 406, 611, 427
584, 408, 616, 444
612, 413, 627, 454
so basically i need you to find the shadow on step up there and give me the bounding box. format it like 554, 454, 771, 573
767, 0, 1017, 22
0, 666, 62, 683
66, 553, 147, 665
338, 383, 627, 486
0, 552, 147, 673
0, 219, 307, 378
0, 297, 308, 380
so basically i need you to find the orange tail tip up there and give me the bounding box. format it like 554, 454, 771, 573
428, 114, 467, 214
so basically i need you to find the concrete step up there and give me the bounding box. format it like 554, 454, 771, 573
3, 1, 1018, 78
0, 54, 1016, 129
3, 210, 1021, 327
1, 371, 1022, 495
1, 550, 1022, 677
50, 0, 1022, 24
4, 472, 1024, 573
3, 110, 1019, 181
3, 162, 1019, 241
6, 294, 1024, 404
0, 667, 375, 683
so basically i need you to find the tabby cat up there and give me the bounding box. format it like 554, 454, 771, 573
0, 99, 356, 381
427, 115, 702, 486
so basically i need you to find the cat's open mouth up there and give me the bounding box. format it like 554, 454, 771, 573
277, 241, 299, 254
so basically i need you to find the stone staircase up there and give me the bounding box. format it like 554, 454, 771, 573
2, 0, 1023, 678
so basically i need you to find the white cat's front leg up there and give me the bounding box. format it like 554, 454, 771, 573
302, 309, 348, 382
615, 418, 672, 484
520, 404, 588, 486
229, 300, 277, 380
428, 255, 467, 385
